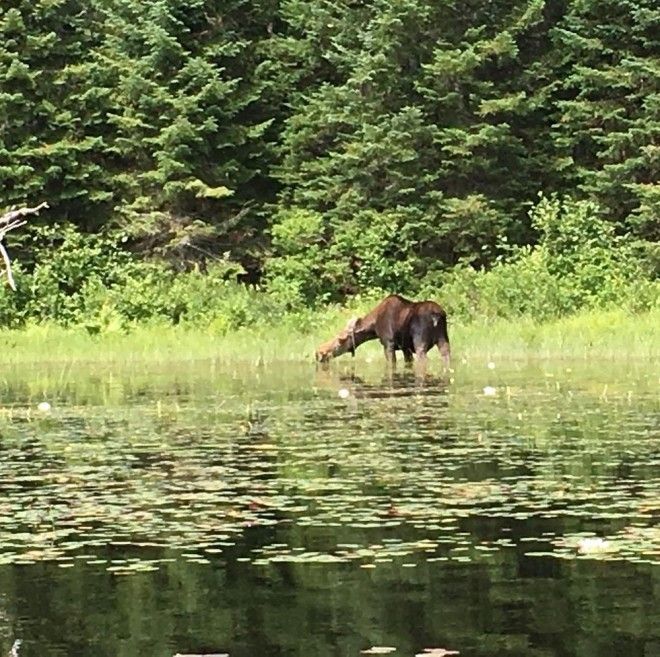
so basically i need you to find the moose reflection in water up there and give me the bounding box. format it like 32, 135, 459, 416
314, 364, 451, 399
315, 294, 450, 367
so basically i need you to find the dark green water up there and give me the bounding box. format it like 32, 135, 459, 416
0, 360, 658, 657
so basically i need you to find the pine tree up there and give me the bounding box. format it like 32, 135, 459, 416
271, 0, 557, 294
0, 1, 110, 225
0, 0, 280, 270
92, 0, 278, 266
550, 0, 660, 241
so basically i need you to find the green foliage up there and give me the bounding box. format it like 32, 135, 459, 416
333, 209, 416, 292
530, 196, 640, 309
0, 223, 282, 331
0, 0, 278, 267
265, 206, 419, 306
0, 1, 110, 221
432, 196, 658, 321
1, 223, 134, 326
265, 208, 343, 308
271, 0, 553, 269
0, 198, 655, 339
1, 0, 658, 323
550, 0, 660, 241
96, 0, 275, 255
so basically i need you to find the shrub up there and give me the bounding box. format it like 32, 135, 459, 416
265, 208, 345, 308
1, 196, 655, 333
7, 223, 135, 326
428, 196, 658, 321
264, 207, 418, 306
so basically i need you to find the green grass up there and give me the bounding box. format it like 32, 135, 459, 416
455, 310, 660, 361
0, 308, 657, 367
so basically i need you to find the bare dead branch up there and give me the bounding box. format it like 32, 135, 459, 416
0, 219, 27, 240
0, 201, 49, 228
0, 242, 16, 290
0, 201, 49, 291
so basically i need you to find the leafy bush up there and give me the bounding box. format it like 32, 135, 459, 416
264, 206, 419, 306
0, 223, 283, 332
428, 196, 658, 321
6, 224, 135, 326
0, 196, 656, 333
333, 209, 416, 294
264, 208, 345, 308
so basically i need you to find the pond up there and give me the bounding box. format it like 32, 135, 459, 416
0, 358, 657, 657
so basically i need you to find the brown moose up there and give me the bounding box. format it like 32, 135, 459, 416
315, 294, 450, 366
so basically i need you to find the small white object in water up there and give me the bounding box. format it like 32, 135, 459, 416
487, 361, 496, 369
578, 537, 610, 554
173, 653, 228, 657
338, 388, 350, 399
483, 386, 497, 396
37, 401, 51, 412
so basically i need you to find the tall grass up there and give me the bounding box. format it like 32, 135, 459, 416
454, 310, 660, 361
1, 308, 657, 367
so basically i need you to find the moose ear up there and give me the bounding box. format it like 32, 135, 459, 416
345, 316, 358, 331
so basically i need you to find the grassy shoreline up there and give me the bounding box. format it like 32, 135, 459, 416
0, 308, 658, 367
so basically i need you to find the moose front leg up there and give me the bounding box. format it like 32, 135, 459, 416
382, 340, 397, 366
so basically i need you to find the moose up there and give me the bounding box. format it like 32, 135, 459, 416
315, 294, 450, 367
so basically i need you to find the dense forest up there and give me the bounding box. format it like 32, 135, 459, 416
0, 0, 657, 328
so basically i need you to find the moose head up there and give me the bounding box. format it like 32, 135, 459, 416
315, 317, 359, 362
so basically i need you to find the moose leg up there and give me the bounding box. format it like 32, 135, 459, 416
412, 335, 429, 363
414, 346, 428, 364
403, 348, 414, 365
437, 339, 451, 369
412, 339, 429, 378
382, 340, 397, 366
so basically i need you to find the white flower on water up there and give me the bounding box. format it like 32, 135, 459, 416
578, 537, 611, 554
487, 361, 496, 369
483, 386, 497, 396
37, 401, 51, 413
338, 388, 350, 399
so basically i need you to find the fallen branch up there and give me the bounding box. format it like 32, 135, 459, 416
0, 202, 49, 290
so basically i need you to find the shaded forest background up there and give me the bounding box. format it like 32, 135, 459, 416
0, 0, 658, 329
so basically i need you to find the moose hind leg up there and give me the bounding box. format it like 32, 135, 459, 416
414, 346, 428, 363
413, 334, 429, 363
437, 338, 450, 369
411, 338, 429, 378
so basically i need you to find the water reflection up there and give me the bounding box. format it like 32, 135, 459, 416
0, 542, 657, 657
0, 361, 657, 657
314, 365, 450, 399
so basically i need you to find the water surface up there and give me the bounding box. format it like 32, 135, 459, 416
0, 359, 658, 657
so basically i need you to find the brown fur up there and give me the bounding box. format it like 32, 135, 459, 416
315, 294, 450, 366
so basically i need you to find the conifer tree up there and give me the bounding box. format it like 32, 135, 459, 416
91, 0, 278, 265
550, 0, 659, 240
271, 0, 556, 294
0, 1, 109, 225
